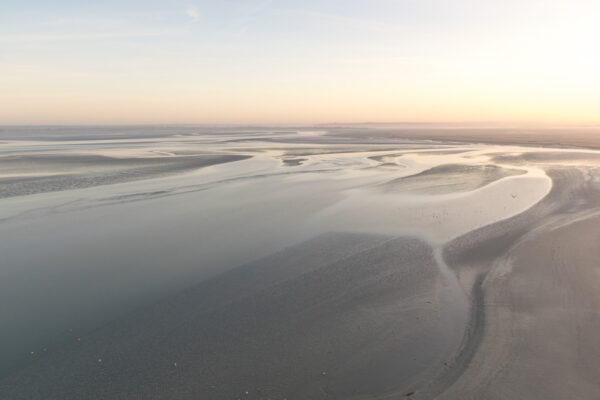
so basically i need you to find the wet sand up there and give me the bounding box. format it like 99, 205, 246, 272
379, 164, 525, 194
0, 154, 249, 198
440, 215, 600, 399
1, 126, 600, 399
327, 125, 600, 150
0, 234, 464, 400
418, 165, 600, 399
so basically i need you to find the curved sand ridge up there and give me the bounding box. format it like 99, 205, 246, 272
413, 161, 600, 399
378, 164, 526, 195
306, 162, 550, 243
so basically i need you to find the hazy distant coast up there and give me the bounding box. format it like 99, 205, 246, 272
325, 124, 600, 150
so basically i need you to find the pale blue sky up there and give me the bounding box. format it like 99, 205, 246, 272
2, 1, 599, 124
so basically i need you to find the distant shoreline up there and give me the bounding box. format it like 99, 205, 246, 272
326, 126, 600, 150
3, 124, 600, 151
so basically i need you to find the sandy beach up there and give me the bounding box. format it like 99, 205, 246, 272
1, 126, 599, 399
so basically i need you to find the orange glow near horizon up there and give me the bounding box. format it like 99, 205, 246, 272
2, 1, 599, 125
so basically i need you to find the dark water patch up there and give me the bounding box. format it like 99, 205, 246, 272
282, 157, 307, 166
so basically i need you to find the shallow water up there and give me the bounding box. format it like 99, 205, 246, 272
0, 126, 563, 381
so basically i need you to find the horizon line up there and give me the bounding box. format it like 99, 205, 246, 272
2, 121, 600, 128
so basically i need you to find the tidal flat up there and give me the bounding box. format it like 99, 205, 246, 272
1, 125, 600, 399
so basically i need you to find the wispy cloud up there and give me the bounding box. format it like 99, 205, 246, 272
40, 16, 129, 27
272, 9, 406, 34
185, 5, 200, 22
334, 56, 427, 65
0, 30, 184, 44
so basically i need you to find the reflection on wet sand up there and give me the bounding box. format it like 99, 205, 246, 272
1, 126, 600, 399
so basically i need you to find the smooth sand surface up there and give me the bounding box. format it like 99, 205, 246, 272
0, 234, 463, 400
442, 216, 600, 399
2, 126, 600, 399
415, 165, 600, 399
379, 164, 525, 194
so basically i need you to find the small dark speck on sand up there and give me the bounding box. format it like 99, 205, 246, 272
406, 391, 415, 397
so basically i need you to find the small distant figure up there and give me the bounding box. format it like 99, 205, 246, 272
173, 362, 177, 367
321, 371, 327, 376
97, 358, 103, 364
76, 338, 81, 342
29, 351, 35, 356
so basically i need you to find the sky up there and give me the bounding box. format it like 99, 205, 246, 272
1, 0, 599, 125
